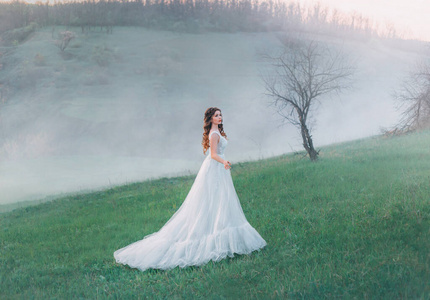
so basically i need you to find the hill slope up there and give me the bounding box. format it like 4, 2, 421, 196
1, 130, 429, 298
0, 26, 426, 204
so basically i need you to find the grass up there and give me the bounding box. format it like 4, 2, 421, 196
1, 131, 430, 299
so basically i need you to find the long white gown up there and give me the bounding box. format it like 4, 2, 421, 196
114, 131, 266, 271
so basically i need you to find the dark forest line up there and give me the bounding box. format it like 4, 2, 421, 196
0, 0, 394, 45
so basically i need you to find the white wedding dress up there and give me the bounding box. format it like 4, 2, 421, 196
114, 131, 266, 271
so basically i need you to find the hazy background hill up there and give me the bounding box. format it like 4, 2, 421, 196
0, 2, 428, 205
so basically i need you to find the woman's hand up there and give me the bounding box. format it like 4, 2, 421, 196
223, 160, 232, 170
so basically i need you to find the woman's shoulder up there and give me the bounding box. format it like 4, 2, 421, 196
209, 130, 221, 138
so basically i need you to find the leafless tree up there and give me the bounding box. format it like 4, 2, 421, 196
394, 61, 430, 132
261, 39, 355, 161
55, 31, 76, 52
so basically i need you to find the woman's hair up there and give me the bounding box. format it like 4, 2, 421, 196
202, 107, 227, 154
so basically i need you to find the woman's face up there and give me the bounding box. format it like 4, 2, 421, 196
212, 110, 222, 126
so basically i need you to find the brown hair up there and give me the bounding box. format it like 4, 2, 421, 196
202, 107, 227, 154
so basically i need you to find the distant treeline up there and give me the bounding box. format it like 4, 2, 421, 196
0, 0, 395, 40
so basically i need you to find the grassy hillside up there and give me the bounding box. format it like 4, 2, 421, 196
1, 130, 430, 299
1, 26, 424, 204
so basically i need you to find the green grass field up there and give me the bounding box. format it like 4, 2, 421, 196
1, 131, 430, 299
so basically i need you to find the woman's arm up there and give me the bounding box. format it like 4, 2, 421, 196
210, 134, 231, 170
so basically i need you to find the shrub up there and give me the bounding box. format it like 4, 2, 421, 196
11, 59, 50, 89
2, 22, 38, 45
33, 53, 46, 66
55, 31, 76, 52
92, 45, 116, 67
138, 46, 182, 77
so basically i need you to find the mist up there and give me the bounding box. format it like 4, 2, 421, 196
0, 26, 426, 207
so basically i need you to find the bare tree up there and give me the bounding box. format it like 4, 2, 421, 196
55, 31, 76, 52
261, 39, 354, 161
394, 61, 430, 132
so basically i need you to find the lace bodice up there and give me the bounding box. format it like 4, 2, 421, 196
209, 131, 227, 156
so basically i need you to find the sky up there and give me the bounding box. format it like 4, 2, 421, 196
299, 0, 430, 41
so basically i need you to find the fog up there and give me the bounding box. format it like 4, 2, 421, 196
0, 27, 426, 208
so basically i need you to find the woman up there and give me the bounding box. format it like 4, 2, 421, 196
114, 107, 266, 271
